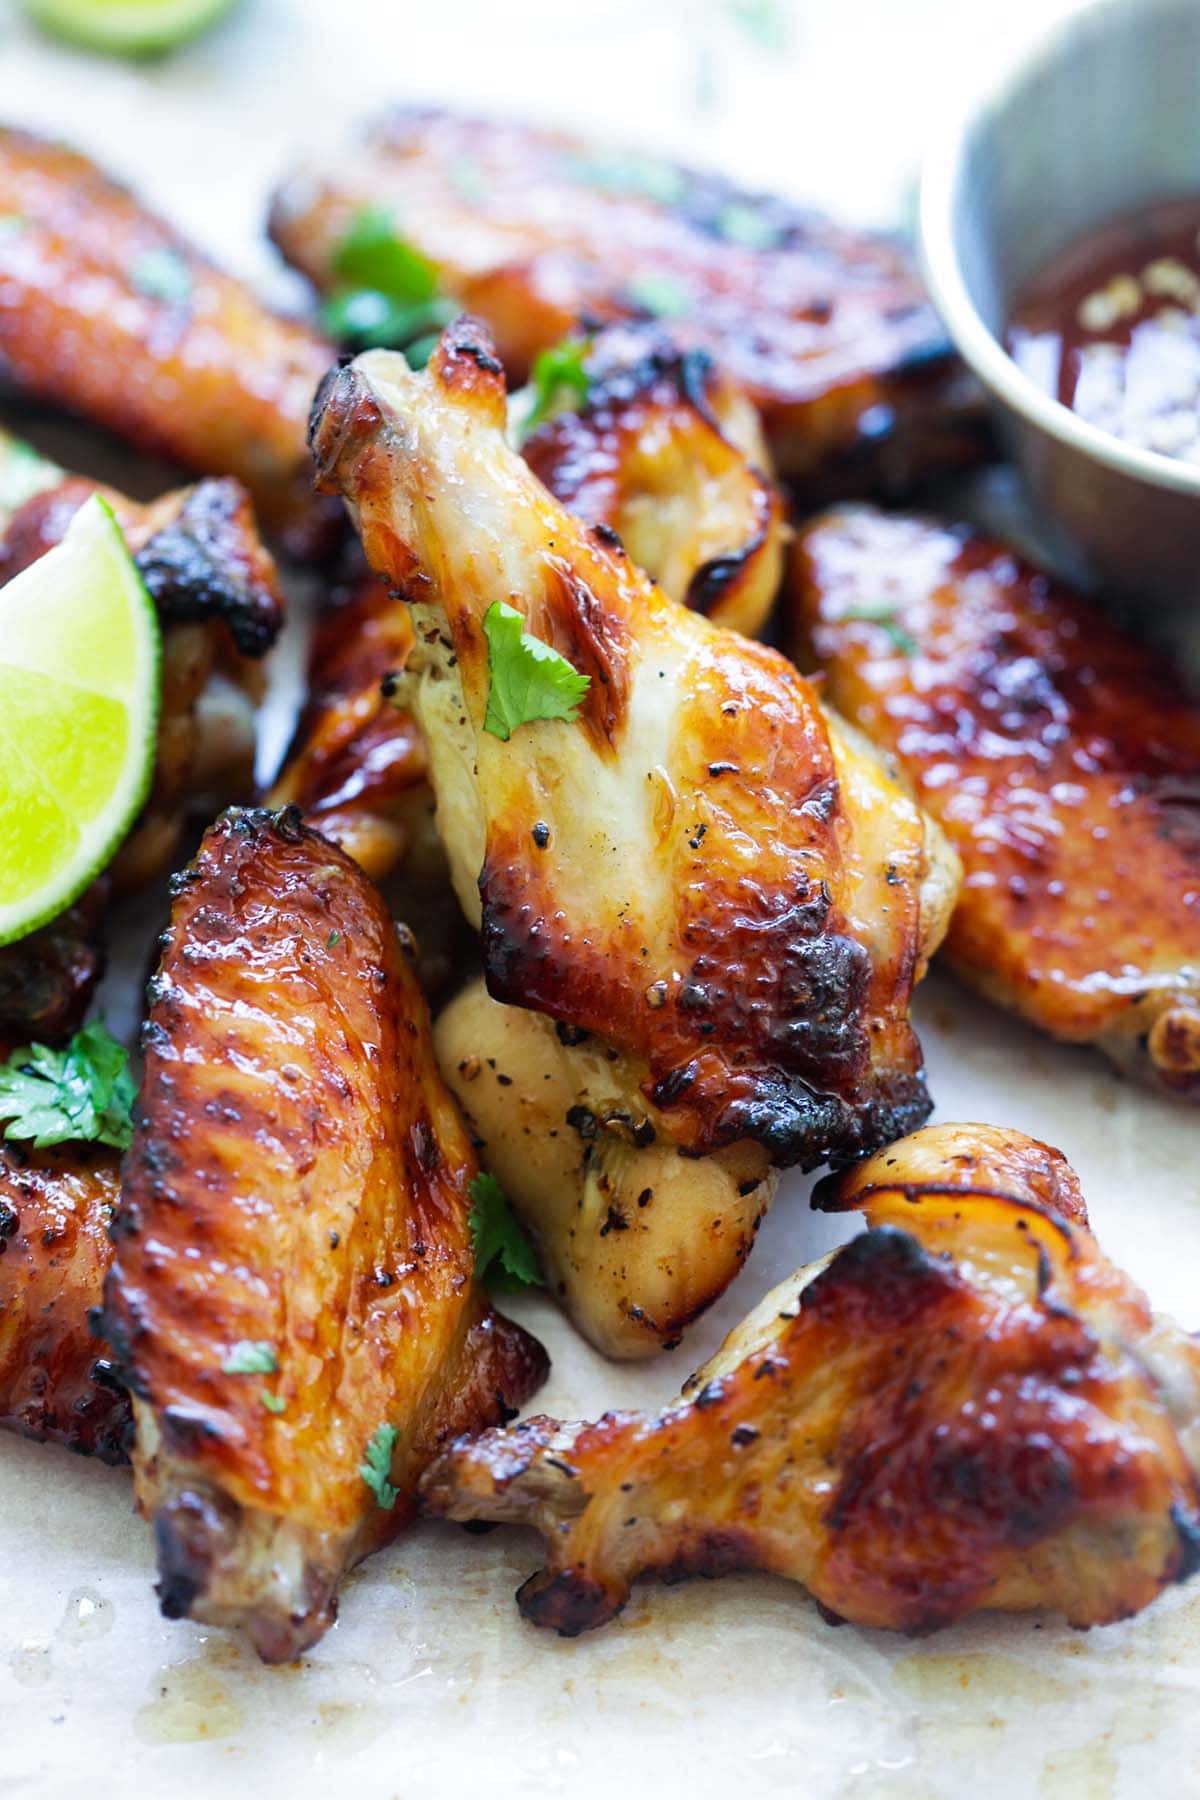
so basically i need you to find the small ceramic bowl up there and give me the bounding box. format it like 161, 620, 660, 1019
919, 0, 1200, 602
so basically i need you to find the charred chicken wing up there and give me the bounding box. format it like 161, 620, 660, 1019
100, 808, 547, 1663
309, 324, 958, 1356
0, 433, 284, 1045
790, 506, 1200, 1100
270, 108, 988, 495
0, 127, 337, 552
0, 1142, 129, 1463
421, 1122, 1200, 1635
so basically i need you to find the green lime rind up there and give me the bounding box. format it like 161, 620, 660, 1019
22, 0, 240, 56
0, 495, 160, 947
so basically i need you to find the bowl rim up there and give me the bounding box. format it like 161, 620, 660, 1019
918, 0, 1200, 499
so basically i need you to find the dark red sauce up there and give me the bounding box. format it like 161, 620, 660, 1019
1006, 197, 1200, 461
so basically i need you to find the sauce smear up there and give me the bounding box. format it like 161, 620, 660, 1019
1007, 197, 1200, 463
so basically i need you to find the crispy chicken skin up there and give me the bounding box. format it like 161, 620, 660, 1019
520, 322, 786, 637
790, 506, 1200, 1100
421, 1123, 1200, 1636
0, 1143, 129, 1463
271, 108, 988, 495
0, 127, 337, 553
0, 436, 284, 1046
100, 808, 547, 1663
310, 324, 959, 1355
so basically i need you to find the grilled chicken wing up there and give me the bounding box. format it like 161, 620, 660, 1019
310, 324, 958, 1355
100, 808, 547, 1663
270, 108, 988, 496
789, 506, 1200, 1100
421, 1122, 1200, 1635
0, 434, 284, 1046
0, 127, 337, 553
520, 322, 785, 637
0, 1142, 129, 1463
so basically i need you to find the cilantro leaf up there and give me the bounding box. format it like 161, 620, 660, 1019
482, 601, 590, 742
260, 1390, 287, 1414
222, 1341, 278, 1376
624, 272, 692, 321
468, 1172, 544, 1291
841, 603, 916, 656
360, 1422, 399, 1509
322, 208, 456, 365
0, 1021, 136, 1150
516, 336, 593, 446
130, 247, 193, 305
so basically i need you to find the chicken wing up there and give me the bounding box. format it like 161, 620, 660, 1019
0, 433, 284, 1046
309, 324, 959, 1355
0, 1142, 129, 1463
0, 127, 337, 554
789, 506, 1200, 1100
520, 322, 785, 637
421, 1122, 1200, 1635
99, 807, 548, 1663
270, 108, 989, 496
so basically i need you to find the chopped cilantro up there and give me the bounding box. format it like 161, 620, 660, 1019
624, 272, 692, 321
482, 600, 590, 741
222, 1341, 278, 1376
714, 201, 782, 251
260, 1390, 287, 1414
516, 335, 593, 445
0, 1021, 135, 1150
468, 1171, 544, 1291
130, 247, 193, 305
360, 1422, 399, 1509
842, 602, 916, 656
321, 207, 456, 364
327, 930, 340, 948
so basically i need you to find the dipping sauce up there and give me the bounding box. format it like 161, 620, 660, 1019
1007, 197, 1200, 463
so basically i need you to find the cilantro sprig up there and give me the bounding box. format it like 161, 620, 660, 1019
222, 1341, 278, 1376
515, 336, 593, 446
482, 600, 590, 742
0, 1021, 136, 1150
360, 1422, 399, 1509
468, 1172, 544, 1291
321, 206, 456, 367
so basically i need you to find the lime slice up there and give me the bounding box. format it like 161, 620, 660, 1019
0, 495, 160, 946
21, 0, 240, 55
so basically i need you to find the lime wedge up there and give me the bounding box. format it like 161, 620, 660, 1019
0, 495, 160, 946
21, 0, 240, 55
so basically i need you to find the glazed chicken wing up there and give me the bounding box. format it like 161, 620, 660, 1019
100, 808, 547, 1663
0, 1142, 129, 1463
310, 323, 958, 1355
421, 1122, 1200, 1636
0, 127, 337, 553
790, 506, 1200, 1100
520, 322, 786, 637
0, 433, 284, 1046
270, 108, 988, 496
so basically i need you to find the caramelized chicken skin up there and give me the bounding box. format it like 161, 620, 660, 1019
271, 108, 988, 495
521, 322, 786, 637
0, 128, 337, 553
0, 435, 284, 1046
0, 1143, 129, 1463
421, 1123, 1200, 1635
310, 323, 958, 1355
790, 506, 1200, 1100
100, 808, 547, 1663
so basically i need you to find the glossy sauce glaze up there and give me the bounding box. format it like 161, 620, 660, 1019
1007, 197, 1200, 462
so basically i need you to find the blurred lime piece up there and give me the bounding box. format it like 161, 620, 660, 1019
0, 495, 160, 946
22, 0, 241, 56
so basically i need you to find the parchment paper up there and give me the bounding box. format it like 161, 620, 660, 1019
2, 3, 1198, 1795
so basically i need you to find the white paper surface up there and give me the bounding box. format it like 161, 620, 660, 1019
1, 3, 1198, 1795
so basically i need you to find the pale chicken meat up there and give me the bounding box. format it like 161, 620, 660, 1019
309, 321, 959, 1356
100, 808, 548, 1662
421, 1122, 1200, 1635
790, 506, 1200, 1101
